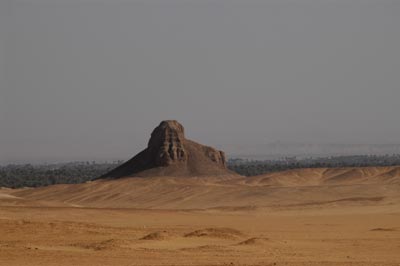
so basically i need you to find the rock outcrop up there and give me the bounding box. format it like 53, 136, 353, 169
100, 120, 233, 178
147, 120, 188, 166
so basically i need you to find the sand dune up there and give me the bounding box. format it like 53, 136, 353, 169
246, 166, 400, 187
4, 166, 399, 210
1, 166, 400, 265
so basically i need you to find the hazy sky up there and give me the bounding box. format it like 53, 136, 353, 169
1, 0, 400, 163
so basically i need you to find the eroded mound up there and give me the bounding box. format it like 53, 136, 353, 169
237, 237, 270, 245
180, 245, 229, 252
370, 228, 397, 232
184, 228, 243, 239
73, 239, 130, 251
101, 120, 234, 178
140, 231, 171, 240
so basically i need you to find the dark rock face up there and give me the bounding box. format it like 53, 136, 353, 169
101, 120, 232, 178
148, 121, 187, 166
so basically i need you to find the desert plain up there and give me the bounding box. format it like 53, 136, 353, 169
1, 166, 400, 266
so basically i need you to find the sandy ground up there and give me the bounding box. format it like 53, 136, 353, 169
1, 167, 400, 265
1, 205, 400, 266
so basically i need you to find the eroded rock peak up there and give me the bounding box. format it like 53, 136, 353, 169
148, 120, 187, 166
101, 120, 233, 178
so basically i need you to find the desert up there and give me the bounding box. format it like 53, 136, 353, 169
1, 173, 400, 266
1, 121, 400, 266
3, 1, 400, 265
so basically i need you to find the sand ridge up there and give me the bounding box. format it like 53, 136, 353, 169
1, 165, 400, 265
7, 166, 400, 209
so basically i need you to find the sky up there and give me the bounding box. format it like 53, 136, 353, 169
1, 0, 400, 163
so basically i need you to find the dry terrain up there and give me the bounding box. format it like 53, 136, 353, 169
1, 166, 400, 266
